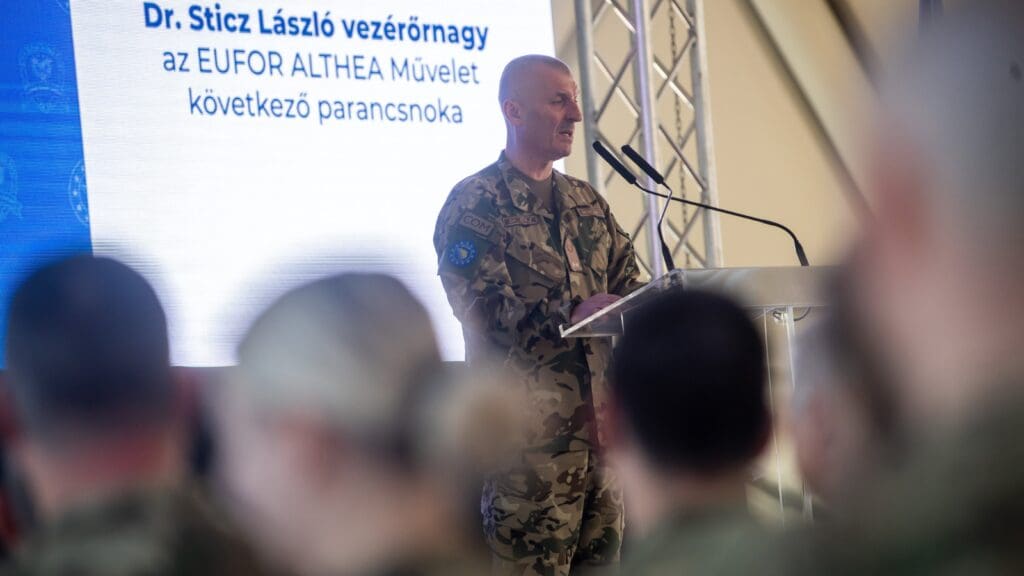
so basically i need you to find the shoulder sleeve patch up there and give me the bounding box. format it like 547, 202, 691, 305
447, 239, 479, 268
439, 231, 494, 279
459, 212, 495, 237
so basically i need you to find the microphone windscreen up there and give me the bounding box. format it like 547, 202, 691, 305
622, 144, 666, 186
592, 141, 637, 185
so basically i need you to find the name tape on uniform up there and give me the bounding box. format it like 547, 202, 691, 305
459, 212, 495, 237
501, 214, 541, 227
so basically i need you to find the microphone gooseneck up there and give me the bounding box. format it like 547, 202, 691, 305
592, 141, 675, 270
596, 141, 811, 268
623, 144, 676, 271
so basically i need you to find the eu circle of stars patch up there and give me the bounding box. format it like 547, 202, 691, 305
447, 239, 478, 268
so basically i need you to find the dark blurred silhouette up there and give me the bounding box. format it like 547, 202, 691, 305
1, 255, 265, 575
212, 272, 507, 576
788, 288, 901, 510
766, 2, 1024, 574
607, 289, 772, 574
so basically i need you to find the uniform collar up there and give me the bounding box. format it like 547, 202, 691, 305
497, 151, 586, 214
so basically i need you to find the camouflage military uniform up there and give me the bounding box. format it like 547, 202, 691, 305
4, 486, 269, 576
745, 385, 1024, 576
434, 152, 643, 575
623, 504, 770, 576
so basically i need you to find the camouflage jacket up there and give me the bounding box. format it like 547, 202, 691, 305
752, 384, 1024, 576
4, 486, 269, 576
434, 152, 643, 452
624, 504, 769, 576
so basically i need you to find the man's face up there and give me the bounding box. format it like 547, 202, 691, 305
214, 392, 314, 566
509, 65, 582, 161
850, 123, 977, 429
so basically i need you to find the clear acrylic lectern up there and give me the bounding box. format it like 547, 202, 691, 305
560, 266, 835, 523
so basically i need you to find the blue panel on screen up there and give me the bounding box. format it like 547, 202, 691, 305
0, 1, 92, 366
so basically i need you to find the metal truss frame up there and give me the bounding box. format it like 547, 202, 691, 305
574, 0, 722, 277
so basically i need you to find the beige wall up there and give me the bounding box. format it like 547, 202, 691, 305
550, 0, 920, 269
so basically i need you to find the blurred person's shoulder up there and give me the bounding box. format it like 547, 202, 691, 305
171, 486, 276, 576
775, 386, 1024, 576
4, 486, 271, 576
625, 504, 781, 576
368, 548, 491, 576
869, 386, 1024, 572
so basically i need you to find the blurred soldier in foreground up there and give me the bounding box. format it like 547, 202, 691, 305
214, 273, 512, 575
434, 54, 643, 575
607, 289, 773, 575
769, 2, 1024, 574
788, 305, 900, 511
1, 255, 263, 575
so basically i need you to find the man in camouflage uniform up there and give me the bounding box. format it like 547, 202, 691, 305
434, 55, 644, 575
2, 256, 265, 576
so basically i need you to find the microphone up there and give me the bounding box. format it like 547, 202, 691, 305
592, 141, 674, 271
598, 141, 811, 268
621, 145, 665, 186
622, 144, 676, 272
591, 140, 637, 185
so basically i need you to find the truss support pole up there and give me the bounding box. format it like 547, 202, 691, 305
632, 0, 666, 277
575, 0, 722, 273
689, 0, 724, 267
574, 0, 604, 195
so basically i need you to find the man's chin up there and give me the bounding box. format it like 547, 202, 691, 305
550, 147, 572, 161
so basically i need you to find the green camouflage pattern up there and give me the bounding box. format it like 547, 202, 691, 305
4, 486, 269, 576
434, 152, 642, 574
483, 450, 624, 576
742, 385, 1024, 576
623, 504, 771, 576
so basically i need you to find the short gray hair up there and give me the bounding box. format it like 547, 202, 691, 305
231, 273, 441, 440
498, 54, 572, 103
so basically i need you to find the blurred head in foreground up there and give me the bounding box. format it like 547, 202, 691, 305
853, 0, 1024, 433
789, 304, 899, 507
3, 255, 183, 520
215, 273, 515, 575
608, 289, 769, 534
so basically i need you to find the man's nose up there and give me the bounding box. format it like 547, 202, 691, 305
567, 99, 583, 122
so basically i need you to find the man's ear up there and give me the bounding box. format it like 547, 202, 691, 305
502, 99, 522, 125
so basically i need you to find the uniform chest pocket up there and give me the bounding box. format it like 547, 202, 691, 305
574, 213, 613, 280
504, 237, 565, 303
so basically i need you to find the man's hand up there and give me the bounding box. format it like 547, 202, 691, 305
570, 293, 622, 325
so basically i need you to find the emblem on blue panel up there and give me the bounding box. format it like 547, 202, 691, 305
68, 161, 89, 226
447, 240, 477, 268
0, 154, 22, 224
19, 43, 68, 114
